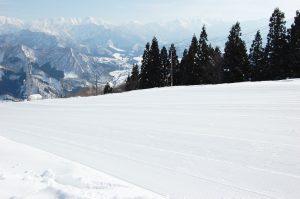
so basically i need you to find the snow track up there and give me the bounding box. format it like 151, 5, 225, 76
1, 80, 300, 199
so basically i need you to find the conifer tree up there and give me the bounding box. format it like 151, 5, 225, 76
169, 44, 179, 86
223, 22, 249, 83
125, 64, 139, 90
249, 31, 266, 81
125, 75, 131, 91
199, 26, 214, 84
289, 10, 300, 77
178, 49, 188, 85
139, 43, 150, 89
131, 64, 140, 89
160, 46, 170, 86
103, 82, 113, 94
148, 37, 162, 88
186, 35, 200, 85
265, 8, 288, 80
211, 46, 223, 84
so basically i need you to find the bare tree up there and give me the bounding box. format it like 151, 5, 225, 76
25, 63, 33, 99
92, 66, 105, 96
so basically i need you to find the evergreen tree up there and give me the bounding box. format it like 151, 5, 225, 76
160, 46, 170, 86
199, 26, 215, 84
178, 49, 189, 85
169, 44, 179, 86
211, 46, 223, 84
125, 64, 139, 90
265, 8, 288, 80
249, 31, 266, 81
289, 10, 300, 77
103, 82, 113, 94
186, 35, 200, 85
148, 37, 162, 88
139, 43, 151, 89
223, 22, 249, 83
125, 75, 131, 91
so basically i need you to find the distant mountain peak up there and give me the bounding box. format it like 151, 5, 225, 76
0, 16, 24, 27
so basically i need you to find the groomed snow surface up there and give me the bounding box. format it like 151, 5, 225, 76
1, 79, 300, 199
0, 137, 163, 199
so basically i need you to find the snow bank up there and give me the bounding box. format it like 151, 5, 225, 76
0, 136, 163, 199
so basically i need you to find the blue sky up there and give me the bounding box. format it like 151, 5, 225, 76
1, 0, 299, 22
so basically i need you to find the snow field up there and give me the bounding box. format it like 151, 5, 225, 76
1, 79, 300, 199
0, 136, 164, 199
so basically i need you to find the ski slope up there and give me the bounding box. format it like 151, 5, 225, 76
1, 80, 300, 199
0, 136, 163, 199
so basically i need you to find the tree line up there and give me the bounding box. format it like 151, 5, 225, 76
125, 8, 300, 91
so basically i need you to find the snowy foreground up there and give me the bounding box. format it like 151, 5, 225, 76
1, 80, 300, 199
0, 137, 163, 199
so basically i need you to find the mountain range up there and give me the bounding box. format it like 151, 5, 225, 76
0, 16, 274, 100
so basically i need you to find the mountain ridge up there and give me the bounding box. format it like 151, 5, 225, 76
0, 16, 280, 100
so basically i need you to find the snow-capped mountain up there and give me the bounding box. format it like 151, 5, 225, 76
0, 16, 24, 35
0, 17, 140, 99
0, 16, 272, 100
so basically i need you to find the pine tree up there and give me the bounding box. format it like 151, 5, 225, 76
186, 35, 200, 85
289, 10, 300, 77
148, 37, 162, 88
125, 75, 131, 91
178, 49, 188, 85
249, 31, 266, 81
223, 22, 250, 83
139, 43, 150, 89
211, 46, 223, 84
160, 46, 170, 87
169, 44, 179, 86
265, 8, 288, 80
125, 64, 139, 90
131, 64, 140, 90
199, 26, 215, 84
103, 83, 113, 94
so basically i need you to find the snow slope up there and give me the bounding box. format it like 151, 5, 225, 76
0, 136, 163, 199
1, 80, 300, 199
